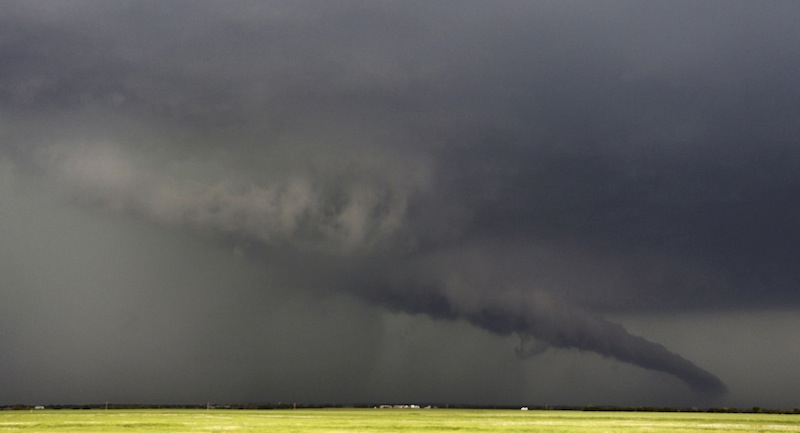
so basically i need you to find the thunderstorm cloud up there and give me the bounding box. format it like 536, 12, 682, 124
2, 1, 800, 408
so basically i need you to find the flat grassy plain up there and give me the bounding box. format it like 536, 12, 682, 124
2, 408, 800, 432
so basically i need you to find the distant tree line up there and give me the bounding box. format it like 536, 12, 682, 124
3, 403, 800, 414
581, 405, 800, 414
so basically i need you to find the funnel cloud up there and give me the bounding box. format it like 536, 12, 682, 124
367, 281, 727, 397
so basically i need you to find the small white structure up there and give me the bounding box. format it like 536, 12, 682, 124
520, 406, 529, 411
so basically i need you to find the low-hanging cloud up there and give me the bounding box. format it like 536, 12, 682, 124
29, 141, 728, 396
35, 141, 429, 253
361, 264, 728, 396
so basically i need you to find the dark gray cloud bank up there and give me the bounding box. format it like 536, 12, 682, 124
2, 1, 800, 408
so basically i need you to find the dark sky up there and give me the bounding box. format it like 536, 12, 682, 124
2, 1, 800, 409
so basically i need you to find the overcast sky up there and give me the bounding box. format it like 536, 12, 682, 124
2, 1, 800, 409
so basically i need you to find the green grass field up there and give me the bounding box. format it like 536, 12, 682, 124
2, 408, 800, 432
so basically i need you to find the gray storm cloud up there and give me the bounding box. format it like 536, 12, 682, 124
36, 142, 428, 253
460, 296, 728, 396
34, 145, 727, 396
366, 273, 728, 397
4, 0, 800, 407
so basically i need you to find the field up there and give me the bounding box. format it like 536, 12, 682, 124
2, 408, 800, 432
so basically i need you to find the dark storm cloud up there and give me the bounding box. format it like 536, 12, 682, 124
2, 0, 800, 406
363, 279, 727, 396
